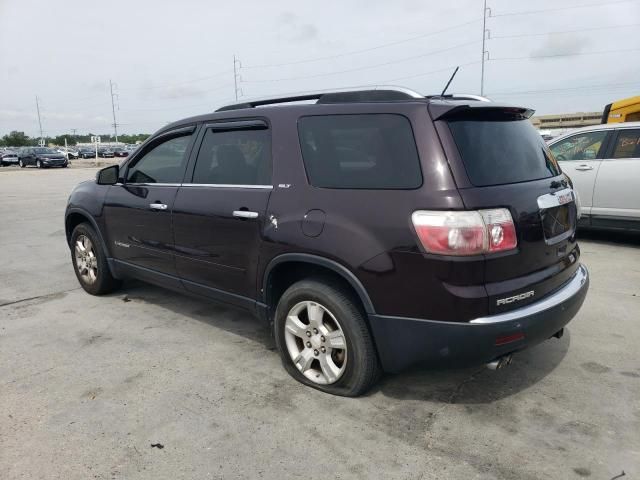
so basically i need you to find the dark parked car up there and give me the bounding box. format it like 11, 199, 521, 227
18, 147, 67, 168
98, 148, 115, 158
78, 148, 96, 159
1, 149, 19, 166
64, 87, 589, 396
112, 147, 129, 157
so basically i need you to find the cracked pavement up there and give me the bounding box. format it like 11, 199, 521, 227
1, 167, 639, 479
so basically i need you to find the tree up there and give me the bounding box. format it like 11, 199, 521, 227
1, 131, 31, 147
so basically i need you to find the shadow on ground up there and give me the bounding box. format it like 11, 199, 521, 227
110, 279, 571, 405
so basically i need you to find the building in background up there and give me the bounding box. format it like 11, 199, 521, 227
531, 112, 602, 129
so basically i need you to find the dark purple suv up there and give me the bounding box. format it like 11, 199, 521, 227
65, 87, 589, 396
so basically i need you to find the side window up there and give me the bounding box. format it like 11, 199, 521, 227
297, 114, 422, 189
191, 127, 271, 185
126, 134, 192, 184
549, 131, 607, 161
611, 129, 640, 159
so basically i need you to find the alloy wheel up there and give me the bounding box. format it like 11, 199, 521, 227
284, 301, 348, 385
74, 235, 98, 284
36, 160, 41, 168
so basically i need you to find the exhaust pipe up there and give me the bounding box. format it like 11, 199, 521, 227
486, 354, 513, 370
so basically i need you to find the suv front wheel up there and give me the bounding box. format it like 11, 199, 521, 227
70, 223, 121, 295
274, 279, 380, 396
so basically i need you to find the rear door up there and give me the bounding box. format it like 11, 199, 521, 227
172, 120, 272, 307
592, 128, 640, 222
433, 107, 580, 314
549, 129, 610, 216
103, 126, 196, 276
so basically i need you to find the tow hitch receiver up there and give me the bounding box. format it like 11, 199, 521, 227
487, 354, 513, 370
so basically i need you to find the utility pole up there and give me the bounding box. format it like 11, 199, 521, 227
233, 55, 242, 100
480, 0, 490, 96
109, 80, 119, 143
35, 95, 44, 145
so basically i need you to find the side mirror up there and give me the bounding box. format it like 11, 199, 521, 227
96, 165, 119, 185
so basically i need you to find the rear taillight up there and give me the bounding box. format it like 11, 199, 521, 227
411, 208, 517, 256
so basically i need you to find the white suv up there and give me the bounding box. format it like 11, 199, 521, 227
549, 122, 640, 232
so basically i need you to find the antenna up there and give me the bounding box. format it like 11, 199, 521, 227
440, 66, 460, 96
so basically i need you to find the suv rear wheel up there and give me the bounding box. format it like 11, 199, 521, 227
70, 223, 121, 295
274, 279, 380, 396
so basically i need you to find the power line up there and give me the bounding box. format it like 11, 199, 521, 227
491, 22, 640, 39
118, 69, 233, 92
489, 80, 640, 96
243, 40, 479, 84
491, 47, 640, 61
375, 60, 482, 83
243, 18, 482, 69
491, 0, 638, 17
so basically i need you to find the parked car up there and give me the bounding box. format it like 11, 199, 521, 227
112, 147, 129, 157
98, 148, 114, 158
57, 148, 79, 160
549, 121, 640, 232
65, 87, 589, 396
18, 147, 67, 168
78, 148, 96, 159
1, 149, 19, 166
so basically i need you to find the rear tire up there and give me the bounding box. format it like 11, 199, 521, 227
70, 223, 121, 295
273, 279, 380, 397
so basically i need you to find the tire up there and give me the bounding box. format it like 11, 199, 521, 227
62, 162, 68, 168
19, 159, 25, 168
273, 279, 380, 397
70, 223, 121, 295
36, 160, 42, 168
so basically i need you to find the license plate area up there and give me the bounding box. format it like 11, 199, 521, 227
537, 188, 576, 245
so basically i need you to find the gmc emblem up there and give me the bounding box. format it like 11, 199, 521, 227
497, 290, 535, 306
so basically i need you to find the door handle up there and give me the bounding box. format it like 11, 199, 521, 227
575, 165, 594, 171
149, 203, 168, 210
233, 210, 258, 219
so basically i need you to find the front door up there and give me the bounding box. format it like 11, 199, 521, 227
103, 127, 196, 276
551, 129, 610, 215
173, 120, 272, 306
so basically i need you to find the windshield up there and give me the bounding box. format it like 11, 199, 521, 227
448, 118, 561, 187
34, 148, 57, 154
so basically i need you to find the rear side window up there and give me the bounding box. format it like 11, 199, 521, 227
549, 131, 607, 161
448, 119, 560, 187
298, 114, 422, 189
191, 128, 271, 185
612, 129, 640, 159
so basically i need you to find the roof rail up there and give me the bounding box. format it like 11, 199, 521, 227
215, 85, 424, 112
426, 93, 492, 102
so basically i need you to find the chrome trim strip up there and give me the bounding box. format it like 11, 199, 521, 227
537, 188, 575, 209
123, 183, 273, 189
126, 182, 181, 187
470, 265, 588, 324
181, 183, 273, 189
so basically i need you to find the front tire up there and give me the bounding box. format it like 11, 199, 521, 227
36, 160, 42, 168
19, 159, 25, 168
274, 279, 380, 397
70, 223, 121, 295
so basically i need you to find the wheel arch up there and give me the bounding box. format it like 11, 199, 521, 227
261, 253, 376, 315
65, 208, 111, 259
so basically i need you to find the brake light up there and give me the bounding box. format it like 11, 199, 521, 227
412, 208, 517, 256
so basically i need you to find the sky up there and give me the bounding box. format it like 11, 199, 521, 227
1, 0, 639, 137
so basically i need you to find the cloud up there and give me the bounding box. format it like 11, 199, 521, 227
276, 12, 318, 42
529, 35, 591, 59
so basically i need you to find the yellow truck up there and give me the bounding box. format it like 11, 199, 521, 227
601, 95, 640, 123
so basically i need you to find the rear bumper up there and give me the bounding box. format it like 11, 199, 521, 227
368, 264, 589, 373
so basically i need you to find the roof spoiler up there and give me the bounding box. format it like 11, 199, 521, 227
429, 102, 535, 121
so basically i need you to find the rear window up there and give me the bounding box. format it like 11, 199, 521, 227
448, 119, 560, 186
298, 114, 422, 189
